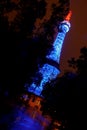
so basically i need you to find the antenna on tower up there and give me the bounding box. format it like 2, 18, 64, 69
65, 10, 72, 21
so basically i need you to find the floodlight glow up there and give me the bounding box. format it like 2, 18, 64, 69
25, 12, 71, 96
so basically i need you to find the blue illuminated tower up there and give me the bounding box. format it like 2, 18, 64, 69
25, 12, 71, 97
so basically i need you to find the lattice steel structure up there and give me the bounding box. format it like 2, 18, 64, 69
25, 12, 71, 96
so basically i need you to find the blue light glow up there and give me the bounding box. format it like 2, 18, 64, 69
28, 64, 60, 96
26, 20, 71, 96
9, 107, 45, 130
46, 21, 70, 63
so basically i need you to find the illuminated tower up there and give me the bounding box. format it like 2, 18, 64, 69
25, 11, 72, 96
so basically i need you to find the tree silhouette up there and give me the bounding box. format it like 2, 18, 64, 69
68, 46, 87, 75
41, 46, 87, 129
0, 0, 70, 97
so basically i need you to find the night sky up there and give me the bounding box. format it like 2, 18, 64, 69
0, 1, 87, 129
35, 0, 87, 75
0, 0, 71, 92
60, 0, 87, 74
0, 0, 87, 89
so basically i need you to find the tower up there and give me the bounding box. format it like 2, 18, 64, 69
25, 11, 72, 97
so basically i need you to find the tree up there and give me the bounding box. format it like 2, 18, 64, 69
41, 46, 87, 129
0, 0, 70, 97
68, 46, 87, 75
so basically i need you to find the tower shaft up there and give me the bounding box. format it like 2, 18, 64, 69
25, 20, 71, 96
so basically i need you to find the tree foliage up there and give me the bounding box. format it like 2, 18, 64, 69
68, 46, 87, 75
41, 46, 87, 129
0, 0, 70, 96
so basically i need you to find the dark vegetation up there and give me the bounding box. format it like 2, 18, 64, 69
41, 46, 87, 129
1, 1, 86, 130
0, 0, 70, 98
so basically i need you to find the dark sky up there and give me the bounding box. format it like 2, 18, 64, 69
1, 0, 87, 76
60, 0, 87, 74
